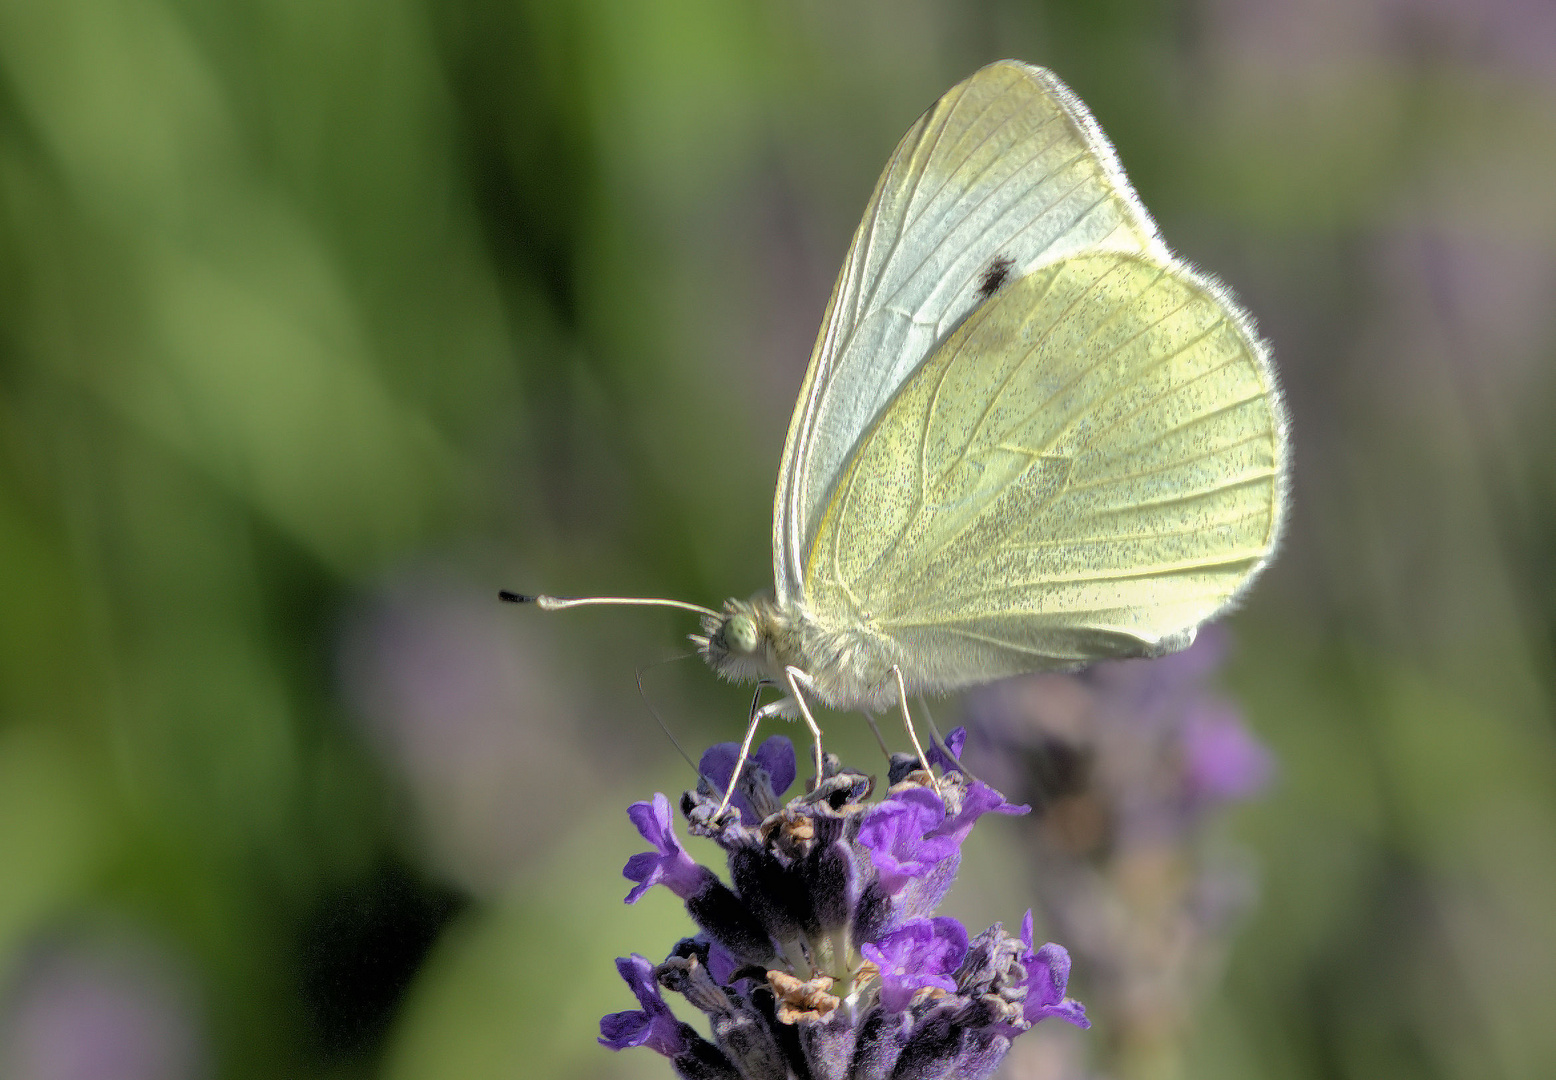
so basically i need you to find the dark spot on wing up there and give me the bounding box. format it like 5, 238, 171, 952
978, 256, 1015, 298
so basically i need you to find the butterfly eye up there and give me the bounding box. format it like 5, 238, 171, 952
723, 614, 759, 655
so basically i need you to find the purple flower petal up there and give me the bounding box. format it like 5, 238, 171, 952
1182, 702, 1274, 803
705, 940, 740, 986
598, 954, 688, 1056
927, 781, 1029, 847
751, 736, 797, 799
926, 727, 968, 773
857, 788, 960, 895
623, 794, 709, 903
862, 917, 970, 1012
1021, 940, 1090, 1029
698, 736, 796, 824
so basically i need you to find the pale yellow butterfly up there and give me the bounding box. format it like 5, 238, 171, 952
508, 59, 1288, 803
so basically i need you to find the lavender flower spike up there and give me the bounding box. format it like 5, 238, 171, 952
601, 737, 1092, 1080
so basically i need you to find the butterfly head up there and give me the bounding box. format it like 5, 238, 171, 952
693, 595, 788, 684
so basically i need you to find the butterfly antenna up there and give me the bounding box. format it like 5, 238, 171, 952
634, 655, 704, 780
862, 712, 892, 758
499, 590, 719, 619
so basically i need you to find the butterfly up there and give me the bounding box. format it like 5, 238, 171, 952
507, 59, 1288, 799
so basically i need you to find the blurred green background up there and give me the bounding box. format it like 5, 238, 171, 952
1, 1, 1553, 1078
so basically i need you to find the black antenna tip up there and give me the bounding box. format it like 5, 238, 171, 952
498, 590, 534, 604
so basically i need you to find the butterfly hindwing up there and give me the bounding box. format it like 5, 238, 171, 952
802, 251, 1286, 690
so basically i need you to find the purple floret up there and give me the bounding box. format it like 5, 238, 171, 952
862, 916, 969, 1012
598, 954, 688, 1056
927, 779, 1028, 847
1019, 911, 1090, 1029
856, 787, 960, 895
698, 735, 797, 824
926, 726, 969, 773
623, 793, 715, 903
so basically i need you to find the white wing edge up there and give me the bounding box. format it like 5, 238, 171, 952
771, 161, 887, 606
1020, 63, 1171, 265
1152, 253, 1293, 621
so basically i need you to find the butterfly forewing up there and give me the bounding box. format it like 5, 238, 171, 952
775, 61, 1166, 606
801, 252, 1284, 690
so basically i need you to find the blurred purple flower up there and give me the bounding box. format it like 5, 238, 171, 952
1389, 0, 1556, 80
1183, 702, 1276, 803
1373, 229, 1556, 417
964, 629, 1271, 1076
339, 576, 596, 892
966, 626, 1273, 844
1207, 0, 1556, 81
0, 934, 205, 1080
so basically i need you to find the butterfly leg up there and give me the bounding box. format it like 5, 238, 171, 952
713, 683, 775, 820
782, 666, 826, 790
890, 666, 939, 794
